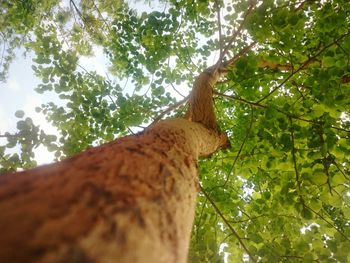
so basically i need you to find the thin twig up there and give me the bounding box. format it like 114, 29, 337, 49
0, 133, 17, 138
332, 159, 350, 181
256, 64, 305, 103
180, 39, 198, 70
219, 1, 256, 63
222, 42, 257, 69
200, 185, 257, 263
51, 18, 109, 81
122, 76, 129, 91
70, 0, 84, 21
214, 0, 223, 58
195, 198, 208, 243
305, 204, 350, 242
289, 117, 301, 191
151, 96, 189, 125
256, 31, 350, 103
215, 91, 350, 133
223, 106, 254, 186
91, 0, 112, 33
0, 35, 7, 69
229, 213, 299, 224
141, 74, 154, 96
214, 91, 265, 108
127, 127, 135, 135
176, 53, 194, 73
170, 82, 186, 98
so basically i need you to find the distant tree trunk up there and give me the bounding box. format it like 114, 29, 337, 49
0, 71, 227, 263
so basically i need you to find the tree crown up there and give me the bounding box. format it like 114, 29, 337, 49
1, 0, 350, 262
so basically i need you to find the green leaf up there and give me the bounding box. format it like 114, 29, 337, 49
301, 207, 313, 220
309, 199, 322, 213
16, 120, 27, 130
15, 110, 25, 118
331, 173, 346, 185
328, 195, 342, 208
310, 172, 328, 185
322, 56, 335, 67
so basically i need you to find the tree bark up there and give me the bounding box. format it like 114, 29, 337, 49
0, 70, 228, 263
185, 69, 221, 131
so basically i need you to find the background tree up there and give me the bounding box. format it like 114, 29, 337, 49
1, 0, 350, 262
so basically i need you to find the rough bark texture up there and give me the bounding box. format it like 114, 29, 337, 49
0, 65, 228, 262
0, 119, 227, 263
185, 70, 221, 131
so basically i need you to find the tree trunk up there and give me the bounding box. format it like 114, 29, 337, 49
0, 71, 227, 263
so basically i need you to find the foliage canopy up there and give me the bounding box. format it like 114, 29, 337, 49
1, 0, 350, 262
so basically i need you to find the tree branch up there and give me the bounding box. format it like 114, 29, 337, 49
305, 204, 350, 242
289, 117, 301, 191
91, 1, 112, 33
229, 213, 299, 224
0, 133, 17, 138
256, 31, 350, 103
200, 185, 257, 263
256, 59, 350, 83
221, 42, 257, 70
170, 82, 186, 98
214, 90, 264, 108
332, 159, 350, 181
194, 198, 208, 243
151, 96, 189, 124
223, 106, 254, 186
70, 0, 84, 22
214, 0, 223, 58
219, 1, 256, 63
214, 92, 350, 133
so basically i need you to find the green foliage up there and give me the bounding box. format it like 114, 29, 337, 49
0, 111, 58, 172
1, 0, 350, 262
0, 0, 59, 81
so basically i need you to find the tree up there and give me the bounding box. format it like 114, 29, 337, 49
1, 0, 350, 262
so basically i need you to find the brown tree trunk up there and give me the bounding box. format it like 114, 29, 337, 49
0, 71, 227, 263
